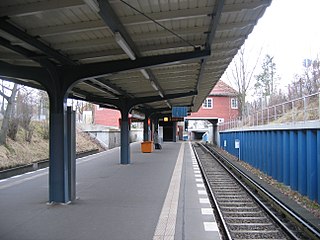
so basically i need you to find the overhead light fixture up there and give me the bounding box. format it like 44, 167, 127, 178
114, 32, 136, 60
158, 91, 164, 98
84, 0, 99, 12
140, 69, 150, 79
150, 80, 159, 91
166, 101, 171, 108
73, 92, 86, 100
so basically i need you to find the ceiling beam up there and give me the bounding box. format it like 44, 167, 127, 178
193, 0, 224, 110
223, 0, 271, 13
0, 19, 75, 65
83, 80, 119, 97
50, 27, 207, 50
132, 91, 197, 106
0, 61, 49, 84
1, 76, 44, 90
97, 0, 192, 107
0, 51, 27, 60
0, 20, 128, 102
26, 6, 212, 37
71, 39, 203, 61
23, 1, 269, 36
95, 78, 133, 97
213, 35, 244, 45
120, 6, 212, 26
28, 20, 106, 37
82, 90, 197, 108
0, 36, 46, 61
64, 49, 210, 80
0, 0, 85, 17
98, 0, 138, 55
216, 21, 256, 32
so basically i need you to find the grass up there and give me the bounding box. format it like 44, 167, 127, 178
0, 121, 103, 170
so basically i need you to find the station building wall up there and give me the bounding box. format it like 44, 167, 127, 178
94, 107, 121, 127
190, 95, 239, 122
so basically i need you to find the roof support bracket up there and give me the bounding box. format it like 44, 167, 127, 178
63, 49, 210, 80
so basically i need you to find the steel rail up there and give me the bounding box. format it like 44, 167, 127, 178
191, 143, 232, 240
200, 143, 320, 240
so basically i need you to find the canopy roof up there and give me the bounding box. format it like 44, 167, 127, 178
0, 0, 271, 115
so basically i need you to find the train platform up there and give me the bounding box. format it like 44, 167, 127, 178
0, 142, 221, 240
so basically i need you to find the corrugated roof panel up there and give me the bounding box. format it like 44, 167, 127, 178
0, 0, 271, 114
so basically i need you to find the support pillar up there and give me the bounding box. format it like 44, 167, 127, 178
151, 116, 159, 143
120, 107, 130, 164
45, 65, 76, 204
49, 93, 71, 203
154, 117, 159, 131
173, 122, 177, 142
214, 122, 219, 145
143, 113, 150, 141
67, 107, 76, 201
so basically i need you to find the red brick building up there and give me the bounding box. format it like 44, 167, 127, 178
94, 106, 121, 127
93, 81, 239, 129
189, 80, 239, 122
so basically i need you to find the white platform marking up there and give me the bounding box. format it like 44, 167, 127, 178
203, 222, 219, 232
199, 198, 210, 204
201, 208, 214, 215
197, 190, 207, 195
189, 142, 221, 238
153, 143, 185, 240
196, 183, 205, 188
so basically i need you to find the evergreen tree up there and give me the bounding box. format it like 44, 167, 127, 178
254, 54, 278, 98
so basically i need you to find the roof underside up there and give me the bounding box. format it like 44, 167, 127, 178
0, 0, 271, 115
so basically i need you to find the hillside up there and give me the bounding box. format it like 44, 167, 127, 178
0, 123, 103, 170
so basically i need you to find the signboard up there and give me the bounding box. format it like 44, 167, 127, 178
172, 107, 188, 117
235, 139, 240, 149
159, 117, 184, 123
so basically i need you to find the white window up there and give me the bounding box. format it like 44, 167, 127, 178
202, 98, 213, 109
231, 98, 238, 109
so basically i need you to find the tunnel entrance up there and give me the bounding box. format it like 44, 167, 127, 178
159, 117, 183, 142
163, 125, 174, 141
191, 131, 206, 140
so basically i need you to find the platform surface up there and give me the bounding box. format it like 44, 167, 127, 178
0, 142, 221, 240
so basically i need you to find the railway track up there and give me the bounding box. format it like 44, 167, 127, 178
192, 142, 320, 240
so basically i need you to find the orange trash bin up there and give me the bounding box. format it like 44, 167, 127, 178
141, 141, 153, 153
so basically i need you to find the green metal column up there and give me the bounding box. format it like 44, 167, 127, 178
143, 112, 150, 141
48, 92, 70, 203
46, 66, 76, 204
120, 106, 130, 164
67, 107, 76, 201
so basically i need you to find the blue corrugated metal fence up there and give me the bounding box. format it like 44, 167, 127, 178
220, 128, 320, 203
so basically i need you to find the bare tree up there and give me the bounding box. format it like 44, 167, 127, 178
227, 45, 262, 118
286, 57, 320, 100
301, 58, 320, 95
16, 89, 36, 142
0, 81, 19, 145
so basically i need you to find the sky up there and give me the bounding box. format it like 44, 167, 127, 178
224, 0, 320, 91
